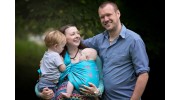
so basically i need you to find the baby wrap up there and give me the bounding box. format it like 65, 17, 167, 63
60, 52, 99, 92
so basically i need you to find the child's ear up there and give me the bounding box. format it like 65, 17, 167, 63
54, 44, 58, 48
86, 56, 89, 60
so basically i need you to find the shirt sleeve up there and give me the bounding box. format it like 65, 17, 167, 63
130, 38, 150, 75
83, 36, 99, 50
53, 55, 63, 68
35, 83, 40, 97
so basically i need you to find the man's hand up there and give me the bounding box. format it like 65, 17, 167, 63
80, 82, 99, 95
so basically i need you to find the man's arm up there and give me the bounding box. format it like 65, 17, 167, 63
82, 35, 99, 50
131, 72, 149, 100
130, 37, 150, 100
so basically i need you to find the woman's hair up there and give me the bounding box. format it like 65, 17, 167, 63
59, 24, 86, 57
44, 30, 66, 48
59, 24, 75, 35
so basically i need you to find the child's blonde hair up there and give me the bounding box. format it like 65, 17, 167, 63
44, 30, 66, 48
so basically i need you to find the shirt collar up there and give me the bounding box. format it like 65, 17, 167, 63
103, 24, 127, 39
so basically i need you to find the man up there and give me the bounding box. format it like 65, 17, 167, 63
83, 1, 150, 100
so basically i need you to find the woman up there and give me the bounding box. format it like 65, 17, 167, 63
35, 24, 104, 100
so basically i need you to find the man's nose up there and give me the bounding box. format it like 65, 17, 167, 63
104, 16, 109, 21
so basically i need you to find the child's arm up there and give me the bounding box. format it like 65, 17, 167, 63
59, 64, 66, 72
59, 55, 66, 72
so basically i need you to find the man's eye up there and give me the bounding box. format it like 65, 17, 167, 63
100, 16, 104, 19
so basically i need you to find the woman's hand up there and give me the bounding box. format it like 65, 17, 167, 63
40, 87, 54, 100
80, 82, 99, 95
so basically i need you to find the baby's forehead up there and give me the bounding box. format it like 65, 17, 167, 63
81, 51, 88, 55
82, 48, 93, 53
82, 49, 88, 52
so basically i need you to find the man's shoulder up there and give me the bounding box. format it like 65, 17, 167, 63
93, 31, 106, 38
126, 29, 142, 40
96, 31, 105, 36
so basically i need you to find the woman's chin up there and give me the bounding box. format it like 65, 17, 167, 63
73, 43, 80, 47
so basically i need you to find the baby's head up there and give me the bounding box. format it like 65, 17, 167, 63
44, 30, 66, 53
80, 48, 97, 61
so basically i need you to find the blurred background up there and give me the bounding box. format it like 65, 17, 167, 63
15, 0, 164, 99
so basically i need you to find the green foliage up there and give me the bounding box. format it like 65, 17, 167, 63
15, 0, 164, 65
15, 38, 46, 98
15, 0, 104, 38
15, 38, 46, 69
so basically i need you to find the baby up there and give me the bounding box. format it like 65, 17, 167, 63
61, 48, 99, 98
79, 48, 97, 61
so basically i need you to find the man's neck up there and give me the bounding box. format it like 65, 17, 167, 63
109, 23, 122, 39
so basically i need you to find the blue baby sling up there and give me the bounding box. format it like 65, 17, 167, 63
59, 52, 99, 92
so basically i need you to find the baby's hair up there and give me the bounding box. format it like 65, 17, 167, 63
44, 30, 66, 48
82, 48, 97, 60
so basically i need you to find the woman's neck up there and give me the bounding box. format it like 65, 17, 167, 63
67, 46, 79, 55
67, 46, 80, 63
